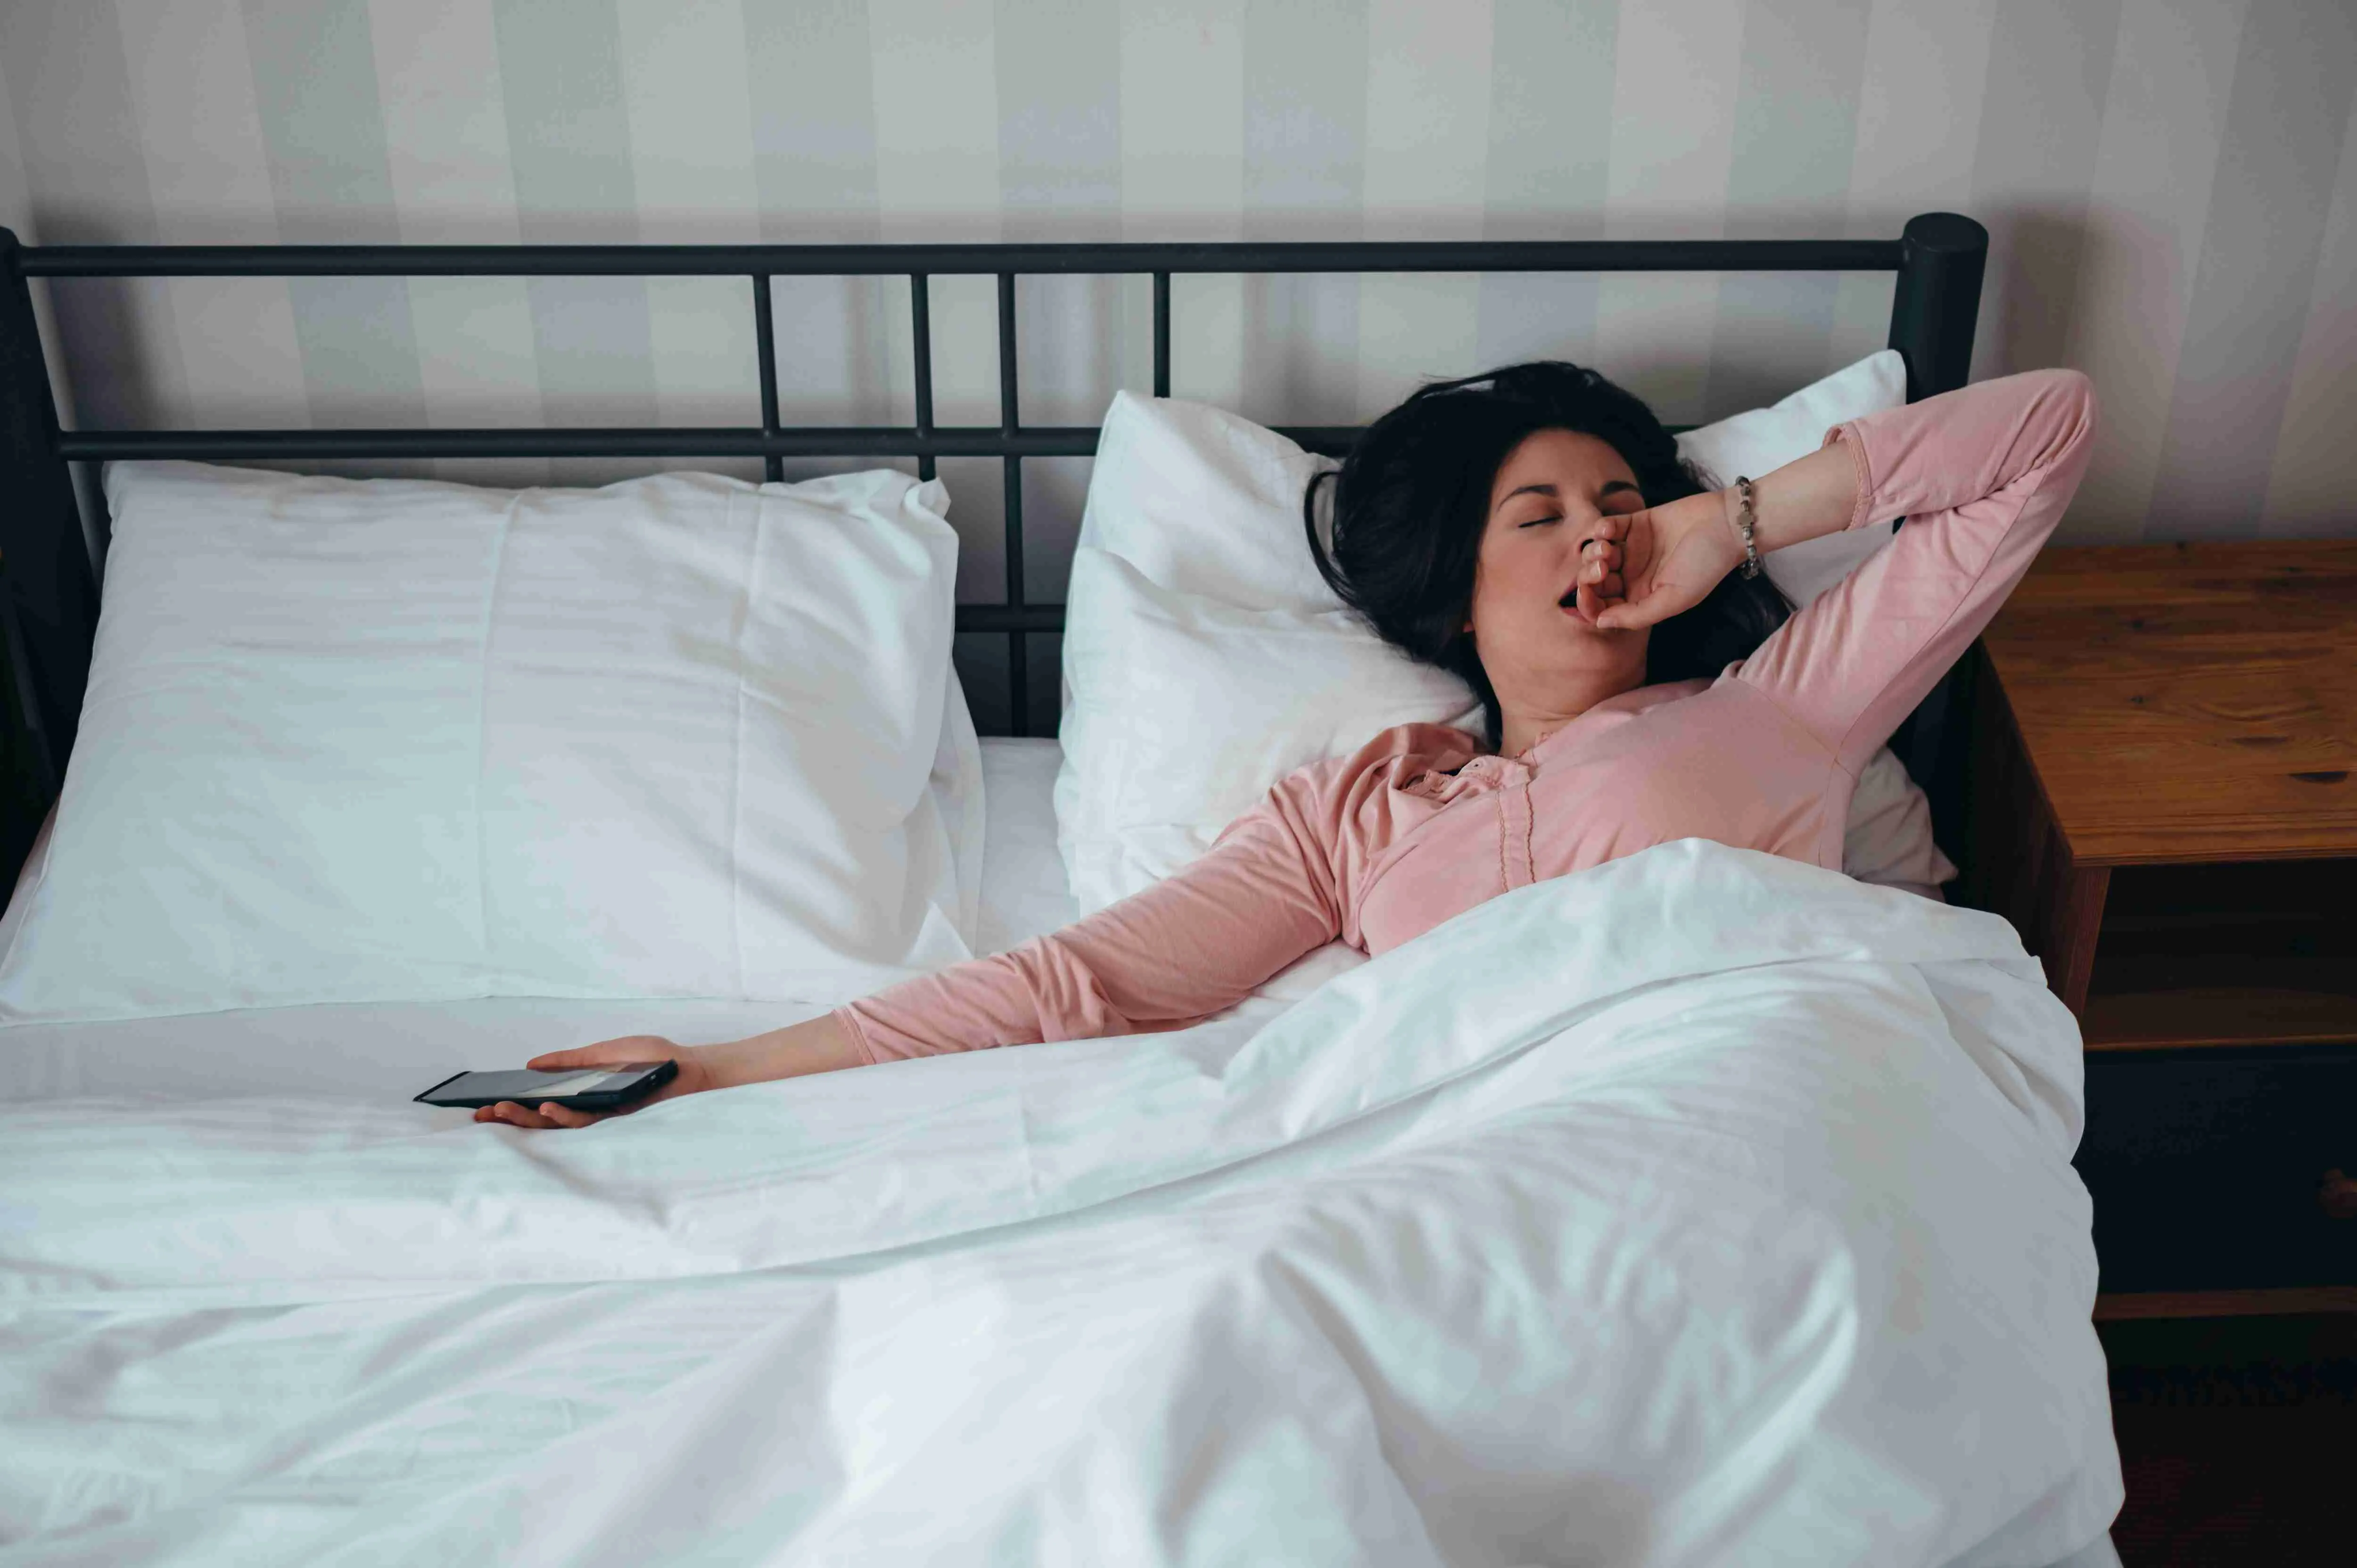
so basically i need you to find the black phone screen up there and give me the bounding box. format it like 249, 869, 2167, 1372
414, 1061, 676, 1110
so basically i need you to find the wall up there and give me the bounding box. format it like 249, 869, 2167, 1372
2, 0, 2352, 643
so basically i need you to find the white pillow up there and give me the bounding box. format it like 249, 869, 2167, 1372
1846, 746, 1960, 897
1058, 350, 1945, 919
1677, 349, 1907, 606
0, 460, 983, 1024
1056, 548, 1481, 915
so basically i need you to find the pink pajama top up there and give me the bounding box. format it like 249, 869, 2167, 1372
837, 368, 2099, 1064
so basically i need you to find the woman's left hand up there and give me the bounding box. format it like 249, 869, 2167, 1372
473, 1035, 712, 1130
1574, 488, 1746, 631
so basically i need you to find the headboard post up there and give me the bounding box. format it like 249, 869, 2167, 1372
1886, 212, 1988, 400
0, 227, 97, 803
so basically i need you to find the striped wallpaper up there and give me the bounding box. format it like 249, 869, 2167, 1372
0, 0, 2352, 606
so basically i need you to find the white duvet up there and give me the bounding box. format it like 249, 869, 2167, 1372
0, 841, 2119, 1567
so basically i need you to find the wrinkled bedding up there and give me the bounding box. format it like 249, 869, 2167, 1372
0, 840, 2120, 1566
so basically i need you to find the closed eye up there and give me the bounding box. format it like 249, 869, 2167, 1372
1517, 514, 1562, 529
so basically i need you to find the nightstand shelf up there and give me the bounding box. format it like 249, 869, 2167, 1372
2084, 859, 2356, 1052
2083, 988, 2357, 1053
1961, 539, 2357, 1321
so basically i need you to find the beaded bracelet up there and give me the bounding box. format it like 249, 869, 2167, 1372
1730, 476, 1763, 579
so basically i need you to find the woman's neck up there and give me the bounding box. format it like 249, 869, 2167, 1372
1494, 671, 1645, 756
1497, 712, 1575, 758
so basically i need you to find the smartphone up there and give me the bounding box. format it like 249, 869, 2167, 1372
414, 1060, 678, 1111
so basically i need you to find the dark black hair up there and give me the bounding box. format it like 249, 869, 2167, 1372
1302, 360, 1791, 753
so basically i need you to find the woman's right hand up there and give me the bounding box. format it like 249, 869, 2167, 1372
473, 1035, 712, 1130
1580, 489, 1746, 631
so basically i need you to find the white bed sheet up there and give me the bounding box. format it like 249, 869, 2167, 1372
972, 734, 1080, 954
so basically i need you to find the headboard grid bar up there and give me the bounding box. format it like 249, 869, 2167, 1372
996, 270, 1029, 734
20, 238, 1907, 279
0, 215, 1989, 842
50, 424, 1399, 461
750, 274, 783, 484
909, 273, 936, 483
1151, 273, 1171, 398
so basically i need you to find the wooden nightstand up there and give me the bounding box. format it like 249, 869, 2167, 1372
1961, 539, 2357, 1321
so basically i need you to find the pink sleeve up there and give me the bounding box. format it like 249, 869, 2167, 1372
832, 761, 1351, 1063
1736, 367, 2098, 777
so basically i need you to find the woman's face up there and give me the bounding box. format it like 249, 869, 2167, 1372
1463, 427, 1651, 697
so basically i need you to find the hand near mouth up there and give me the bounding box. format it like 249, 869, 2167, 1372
1569, 534, 1623, 624
1571, 488, 1748, 631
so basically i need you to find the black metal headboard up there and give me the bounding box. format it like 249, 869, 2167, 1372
0, 213, 1988, 838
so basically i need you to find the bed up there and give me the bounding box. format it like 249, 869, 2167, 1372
0, 219, 2125, 1566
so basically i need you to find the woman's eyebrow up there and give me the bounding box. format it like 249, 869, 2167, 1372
1494, 479, 1640, 512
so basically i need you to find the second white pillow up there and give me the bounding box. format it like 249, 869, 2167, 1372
0, 461, 983, 1025
1056, 547, 1481, 915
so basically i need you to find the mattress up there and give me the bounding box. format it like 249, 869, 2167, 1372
0, 737, 1083, 1102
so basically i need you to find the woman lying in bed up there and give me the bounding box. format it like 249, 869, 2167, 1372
479, 363, 2098, 1130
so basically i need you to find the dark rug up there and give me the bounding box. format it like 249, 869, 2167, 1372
2100, 1315, 2357, 1568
